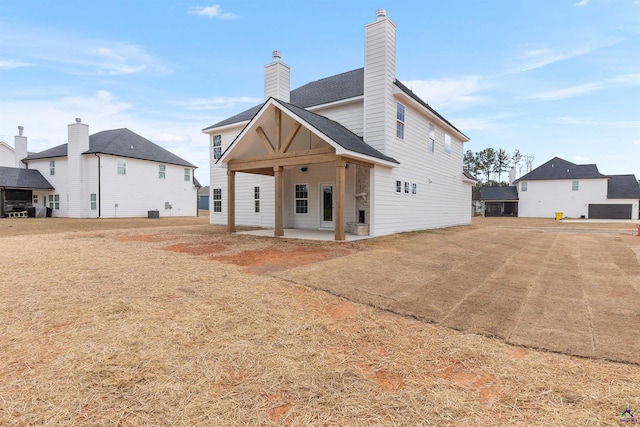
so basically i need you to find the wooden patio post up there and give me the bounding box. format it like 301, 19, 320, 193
227, 170, 236, 233
274, 166, 284, 237
335, 157, 346, 241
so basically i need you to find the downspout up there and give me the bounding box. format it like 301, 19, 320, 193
94, 153, 101, 218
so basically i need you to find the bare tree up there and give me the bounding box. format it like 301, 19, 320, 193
511, 149, 523, 177
524, 153, 535, 173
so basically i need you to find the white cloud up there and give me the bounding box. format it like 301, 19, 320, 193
0, 24, 169, 76
0, 59, 33, 69
633, 140, 640, 145
527, 73, 640, 100
572, 155, 591, 162
188, 5, 238, 19
153, 133, 192, 145
401, 76, 489, 110
553, 116, 640, 128
575, 0, 589, 7
451, 113, 520, 131
174, 96, 261, 111
508, 47, 591, 74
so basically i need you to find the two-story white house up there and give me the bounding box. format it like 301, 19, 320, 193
0, 120, 200, 218
515, 157, 640, 219
203, 9, 474, 240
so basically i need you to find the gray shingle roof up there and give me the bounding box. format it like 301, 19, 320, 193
480, 186, 519, 201
25, 129, 195, 168
517, 157, 606, 181
204, 69, 365, 130
607, 174, 640, 199
0, 166, 54, 190
463, 170, 477, 181
279, 100, 398, 164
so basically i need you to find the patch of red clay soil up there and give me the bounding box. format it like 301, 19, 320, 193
354, 362, 404, 392
216, 246, 349, 273
324, 300, 356, 320
117, 234, 174, 242
161, 242, 228, 255
434, 363, 503, 401
509, 348, 530, 359
266, 391, 292, 424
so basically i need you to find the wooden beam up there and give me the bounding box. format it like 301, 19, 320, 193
227, 170, 236, 233
343, 157, 375, 169
275, 109, 281, 153
281, 123, 301, 154
335, 157, 346, 241
256, 127, 275, 154
228, 147, 336, 171
274, 166, 284, 237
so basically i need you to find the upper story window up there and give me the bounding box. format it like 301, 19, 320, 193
396, 180, 402, 193
49, 160, 55, 175
396, 102, 405, 139
428, 124, 435, 153
117, 159, 126, 175
212, 134, 222, 160
159, 164, 166, 179
521, 181, 528, 192
572, 180, 579, 191
184, 168, 190, 182
412, 183, 417, 195
404, 181, 410, 194
444, 133, 451, 155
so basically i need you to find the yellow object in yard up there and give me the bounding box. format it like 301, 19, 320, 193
555, 212, 563, 221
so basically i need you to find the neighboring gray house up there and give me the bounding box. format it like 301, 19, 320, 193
480, 186, 519, 217
198, 185, 210, 210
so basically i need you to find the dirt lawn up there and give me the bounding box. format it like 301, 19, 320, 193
1, 216, 639, 425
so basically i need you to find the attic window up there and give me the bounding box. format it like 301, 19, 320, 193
212, 134, 222, 160
117, 159, 126, 175
396, 103, 405, 139
520, 181, 527, 192
184, 168, 191, 182
572, 180, 579, 191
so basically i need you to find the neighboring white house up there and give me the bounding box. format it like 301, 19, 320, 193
203, 9, 474, 240
1, 120, 200, 218
516, 157, 640, 219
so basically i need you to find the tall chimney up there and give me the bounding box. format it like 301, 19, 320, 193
264, 50, 290, 102
363, 8, 396, 154
14, 126, 28, 169
67, 117, 90, 217
509, 167, 516, 186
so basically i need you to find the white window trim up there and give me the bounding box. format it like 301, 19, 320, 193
428, 124, 435, 153
117, 159, 126, 175
444, 133, 451, 155
184, 168, 191, 182
212, 188, 222, 213
404, 181, 410, 195
395, 180, 402, 194
254, 186, 260, 214
396, 102, 405, 140
411, 183, 417, 196
294, 183, 309, 215
521, 181, 528, 192
212, 135, 222, 160
159, 164, 166, 179
572, 180, 579, 191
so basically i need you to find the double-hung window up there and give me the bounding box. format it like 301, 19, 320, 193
295, 184, 309, 214
404, 181, 410, 195
48, 194, 59, 210
49, 160, 55, 175
212, 135, 222, 160
90, 193, 97, 210
521, 182, 528, 192
444, 133, 451, 154
412, 183, 417, 195
396, 103, 405, 139
428, 124, 435, 153
117, 159, 126, 175
254, 186, 260, 213
184, 168, 190, 182
159, 164, 166, 179
572, 180, 579, 191
396, 180, 402, 194
212, 188, 222, 213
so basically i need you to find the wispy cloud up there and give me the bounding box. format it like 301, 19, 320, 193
188, 5, 238, 19
0, 59, 33, 69
452, 113, 521, 131
572, 155, 591, 163
553, 116, 640, 128
0, 24, 169, 76
401, 76, 489, 110
508, 47, 591, 74
527, 73, 640, 100
575, 0, 589, 7
174, 96, 261, 111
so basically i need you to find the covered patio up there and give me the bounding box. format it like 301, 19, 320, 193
218, 98, 397, 241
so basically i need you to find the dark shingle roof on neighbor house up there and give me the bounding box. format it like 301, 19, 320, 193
0, 166, 54, 190
607, 174, 640, 199
480, 186, 519, 201
517, 157, 606, 181
24, 129, 196, 168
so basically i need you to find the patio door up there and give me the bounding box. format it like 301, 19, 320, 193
320, 183, 334, 229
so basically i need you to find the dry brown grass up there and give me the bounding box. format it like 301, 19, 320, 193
1, 216, 639, 425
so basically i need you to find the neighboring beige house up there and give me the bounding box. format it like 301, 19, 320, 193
1, 121, 200, 218
203, 9, 475, 240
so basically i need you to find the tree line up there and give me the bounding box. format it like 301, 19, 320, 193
464, 148, 535, 186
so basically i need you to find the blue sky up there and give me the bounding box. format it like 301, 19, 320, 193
1, 0, 639, 185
